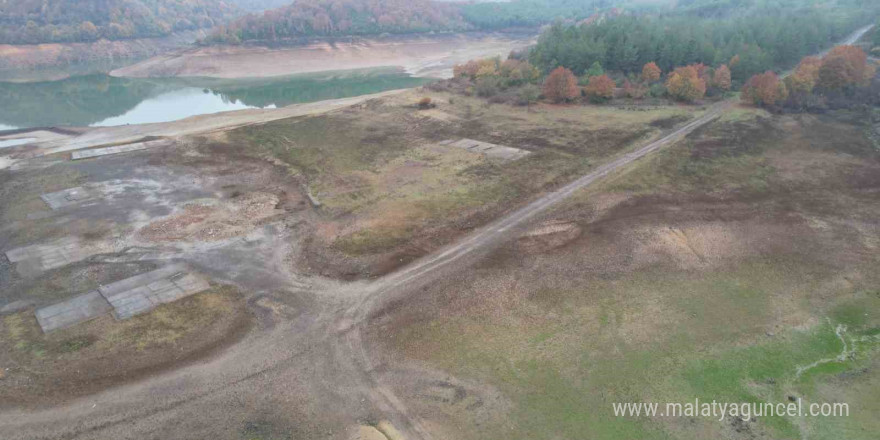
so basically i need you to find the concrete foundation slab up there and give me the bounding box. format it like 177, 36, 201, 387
1, 299, 36, 315
40, 187, 98, 210
31, 264, 212, 331
71, 139, 169, 160
35, 291, 112, 333
441, 138, 531, 162
98, 264, 210, 320
5, 237, 95, 276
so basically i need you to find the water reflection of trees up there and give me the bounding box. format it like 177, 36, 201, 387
0, 72, 429, 128
210, 73, 428, 108
0, 75, 163, 127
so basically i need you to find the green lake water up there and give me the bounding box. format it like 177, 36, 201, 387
0, 68, 431, 129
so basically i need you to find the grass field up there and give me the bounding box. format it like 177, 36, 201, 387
372, 109, 880, 440
225, 90, 701, 276
0, 285, 250, 406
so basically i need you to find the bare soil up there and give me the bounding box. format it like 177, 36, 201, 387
219, 89, 698, 280
3, 59, 877, 439
366, 110, 880, 440
0, 285, 251, 409
0, 31, 206, 79
111, 32, 535, 80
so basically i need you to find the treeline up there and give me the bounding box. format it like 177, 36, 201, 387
741, 45, 877, 111
674, 0, 859, 18
874, 21, 880, 52
528, 4, 877, 85
0, 0, 239, 45
204, 0, 470, 44
447, 55, 732, 106
203, 0, 684, 45
459, 0, 616, 30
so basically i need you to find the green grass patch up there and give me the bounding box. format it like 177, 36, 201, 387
332, 228, 414, 256
390, 258, 880, 440
608, 119, 778, 195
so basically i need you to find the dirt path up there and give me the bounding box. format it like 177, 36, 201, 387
29, 89, 409, 157
0, 96, 728, 440
338, 101, 732, 439
0, 25, 872, 440
340, 24, 875, 438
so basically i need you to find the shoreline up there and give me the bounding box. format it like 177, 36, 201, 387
14, 88, 412, 159
0, 31, 207, 82
110, 31, 537, 80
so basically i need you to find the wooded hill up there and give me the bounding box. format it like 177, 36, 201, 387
204, 0, 470, 44
528, 0, 880, 83
0, 0, 240, 44
204, 0, 651, 44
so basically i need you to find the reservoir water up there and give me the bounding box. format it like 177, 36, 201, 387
0, 69, 431, 130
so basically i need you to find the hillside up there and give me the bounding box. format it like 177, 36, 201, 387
0, 0, 240, 45
205, 0, 471, 44
226, 0, 293, 13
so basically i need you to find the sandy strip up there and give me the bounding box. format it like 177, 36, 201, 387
111, 33, 536, 80
31, 89, 410, 157
0, 155, 16, 170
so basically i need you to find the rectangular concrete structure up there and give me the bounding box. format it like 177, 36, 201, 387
98, 264, 210, 320
5, 237, 93, 276
33, 264, 211, 332
40, 186, 98, 210
440, 138, 531, 162
71, 139, 169, 160
35, 291, 112, 333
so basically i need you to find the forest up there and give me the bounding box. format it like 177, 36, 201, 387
202, 0, 675, 44
459, 0, 618, 30
438, 0, 879, 109
3, 0, 877, 52
203, 0, 470, 44
0, 0, 240, 45
528, 0, 880, 83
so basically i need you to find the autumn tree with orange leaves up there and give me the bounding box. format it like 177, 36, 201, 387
817, 46, 875, 91
543, 67, 579, 103
641, 62, 661, 83
742, 71, 788, 107
665, 65, 706, 102
786, 56, 822, 95
623, 79, 647, 99
453, 60, 481, 79
712, 65, 731, 92
584, 74, 615, 102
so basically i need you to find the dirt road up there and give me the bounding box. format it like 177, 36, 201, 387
0, 99, 730, 440
337, 24, 875, 439
338, 101, 732, 439
0, 25, 872, 440
30, 89, 410, 157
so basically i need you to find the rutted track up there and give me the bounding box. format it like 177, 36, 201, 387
340, 101, 732, 440
0, 24, 873, 440
342, 25, 875, 438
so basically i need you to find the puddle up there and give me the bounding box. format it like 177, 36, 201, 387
0, 137, 36, 149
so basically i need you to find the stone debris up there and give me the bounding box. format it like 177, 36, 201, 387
40, 186, 98, 210
439, 138, 531, 162
139, 193, 281, 243
71, 139, 170, 160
